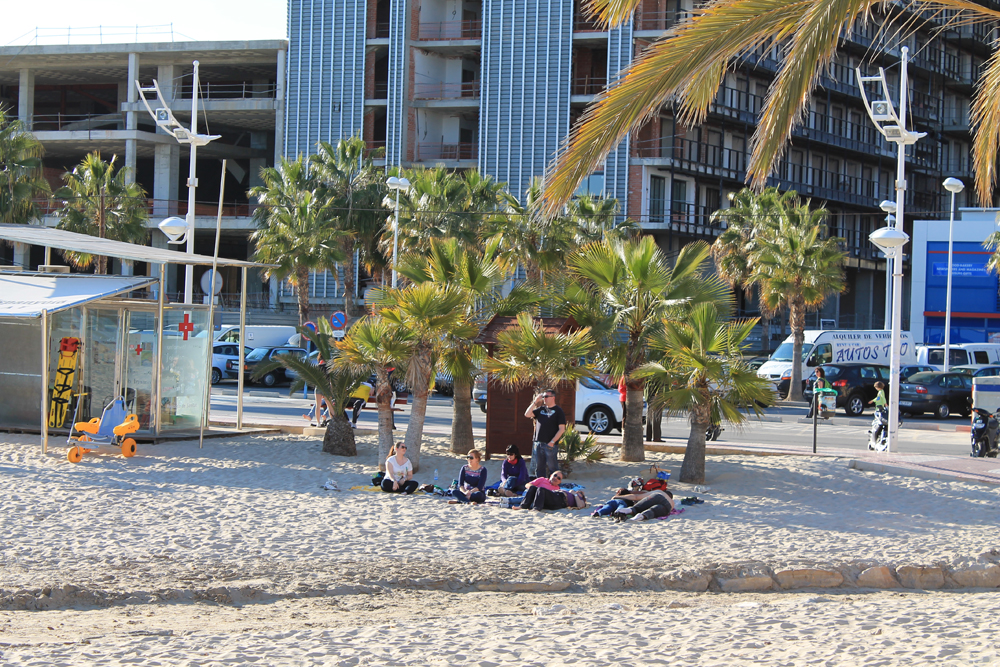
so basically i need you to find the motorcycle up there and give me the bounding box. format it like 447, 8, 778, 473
867, 408, 902, 451
706, 423, 723, 441
970, 407, 999, 458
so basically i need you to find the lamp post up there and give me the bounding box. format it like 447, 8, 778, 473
942, 177, 965, 372
857, 46, 925, 454
386, 175, 411, 288
879, 200, 897, 330
136, 61, 221, 304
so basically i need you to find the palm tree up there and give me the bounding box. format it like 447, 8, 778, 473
636, 303, 773, 484
255, 321, 368, 456
566, 236, 731, 461
54, 152, 148, 274
310, 137, 387, 324
378, 282, 471, 470
482, 312, 596, 394
335, 316, 414, 465
711, 187, 799, 354
0, 108, 50, 225
397, 238, 542, 453
250, 156, 345, 325
538, 0, 1000, 212
750, 197, 846, 401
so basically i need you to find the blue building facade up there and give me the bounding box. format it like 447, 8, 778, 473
921, 241, 999, 344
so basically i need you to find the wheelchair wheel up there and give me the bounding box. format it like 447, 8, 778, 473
67, 447, 83, 463
121, 438, 137, 458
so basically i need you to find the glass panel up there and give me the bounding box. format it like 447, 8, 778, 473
0, 319, 43, 428
125, 311, 158, 430
82, 307, 123, 420
159, 307, 211, 430
47, 308, 85, 428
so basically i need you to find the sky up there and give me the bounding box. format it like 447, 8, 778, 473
1, 0, 288, 47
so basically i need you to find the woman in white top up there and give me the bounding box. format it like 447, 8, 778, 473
382, 442, 419, 494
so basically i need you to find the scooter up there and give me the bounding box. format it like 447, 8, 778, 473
970, 407, 999, 458
867, 408, 902, 451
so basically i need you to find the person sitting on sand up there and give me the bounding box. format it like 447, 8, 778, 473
382, 442, 419, 494
495, 444, 528, 497
611, 489, 674, 521
449, 449, 488, 504
514, 471, 568, 511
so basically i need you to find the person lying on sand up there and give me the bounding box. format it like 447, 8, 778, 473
448, 449, 488, 504
382, 442, 419, 494
610, 489, 674, 522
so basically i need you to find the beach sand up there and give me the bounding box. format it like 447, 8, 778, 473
1, 432, 998, 665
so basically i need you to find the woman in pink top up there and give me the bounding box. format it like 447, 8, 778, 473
514, 471, 567, 511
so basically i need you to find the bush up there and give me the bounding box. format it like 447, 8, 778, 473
558, 425, 605, 475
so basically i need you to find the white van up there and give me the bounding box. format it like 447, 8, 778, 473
214, 325, 298, 349
757, 330, 916, 390
916, 343, 1000, 369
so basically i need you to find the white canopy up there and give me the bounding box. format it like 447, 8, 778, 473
0, 274, 158, 318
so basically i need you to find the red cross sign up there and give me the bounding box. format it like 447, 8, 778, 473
178, 314, 195, 341
134, 343, 143, 356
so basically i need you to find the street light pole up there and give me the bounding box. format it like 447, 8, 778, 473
183, 61, 200, 305
879, 200, 897, 331
942, 177, 965, 372
386, 175, 411, 288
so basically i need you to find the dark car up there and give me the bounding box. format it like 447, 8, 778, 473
973, 365, 1000, 378
239, 346, 307, 386
802, 363, 890, 416
899, 371, 972, 419
900, 364, 936, 382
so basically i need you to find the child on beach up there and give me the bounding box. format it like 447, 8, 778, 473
382, 442, 419, 494
449, 449, 488, 504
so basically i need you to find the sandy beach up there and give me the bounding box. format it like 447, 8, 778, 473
1, 432, 999, 665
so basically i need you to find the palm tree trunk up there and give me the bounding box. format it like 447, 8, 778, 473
619, 382, 646, 461
403, 350, 433, 471
761, 314, 771, 354
342, 238, 357, 325
322, 414, 357, 456
788, 297, 806, 402
450, 376, 474, 454
375, 376, 394, 469
525, 263, 541, 284
97, 188, 107, 275
679, 404, 710, 484
295, 265, 310, 326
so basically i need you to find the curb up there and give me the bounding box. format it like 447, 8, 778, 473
848, 458, 1000, 486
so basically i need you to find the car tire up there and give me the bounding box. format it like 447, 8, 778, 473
584, 406, 615, 436
479, 402, 487, 414
211, 368, 222, 385
262, 372, 277, 388
935, 402, 950, 419
844, 393, 865, 417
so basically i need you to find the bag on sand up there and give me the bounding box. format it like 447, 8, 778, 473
372, 471, 386, 486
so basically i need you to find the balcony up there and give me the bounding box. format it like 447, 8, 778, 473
909, 89, 942, 122
370, 21, 390, 39
175, 81, 277, 100
30, 112, 124, 131
794, 111, 892, 158
708, 86, 763, 123
635, 9, 688, 32
940, 157, 973, 179
370, 81, 389, 100
574, 15, 605, 32
633, 137, 747, 180
770, 164, 880, 208
418, 19, 481, 40
416, 142, 478, 162
817, 60, 859, 98
571, 75, 607, 96
644, 201, 726, 237
412, 81, 480, 100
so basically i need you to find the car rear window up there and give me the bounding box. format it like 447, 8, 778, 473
246, 348, 268, 361
907, 372, 938, 384
820, 365, 842, 379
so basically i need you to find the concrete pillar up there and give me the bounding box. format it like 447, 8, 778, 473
151, 231, 177, 294
274, 47, 286, 163
250, 132, 267, 188
13, 242, 30, 269
152, 63, 181, 218
18, 69, 34, 129
125, 53, 140, 184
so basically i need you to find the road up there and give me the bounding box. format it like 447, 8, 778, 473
210, 384, 973, 457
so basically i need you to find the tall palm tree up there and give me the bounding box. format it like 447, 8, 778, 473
54, 152, 148, 274
310, 137, 387, 324
397, 238, 542, 453
335, 316, 414, 464
539, 0, 1000, 212
250, 156, 345, 325
636, 303, 773, 484
482, 312, 596, 394
378, 282, 471, 470
750, 197, 846, 401
0, 108, 50, 225
566, 236, 731, 461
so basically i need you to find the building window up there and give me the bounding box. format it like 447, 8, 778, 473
671, 179, 688, 220
649, 175, 666, 223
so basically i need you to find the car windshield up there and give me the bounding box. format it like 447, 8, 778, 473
246, 348, 268, 361
907, 372, 939, 384
579, 376, 610, 390
770, 342, 813, 362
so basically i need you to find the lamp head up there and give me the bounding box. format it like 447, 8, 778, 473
158, 216, 189, 244
879, 200, 897, 215
386, 176, 411, 191
943, 177, 964, 194
869, 226, 909, 252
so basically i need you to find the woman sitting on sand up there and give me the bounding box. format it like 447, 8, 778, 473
382, 442, 419, 494
496, 444, 528, 497
448, 449, 488, 504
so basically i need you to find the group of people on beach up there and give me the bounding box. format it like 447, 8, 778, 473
378, 387, 677, 520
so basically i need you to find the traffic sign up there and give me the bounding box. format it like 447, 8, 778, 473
304, 321, 317, 332
332, 330, 346, 339
330, 311, 347, 330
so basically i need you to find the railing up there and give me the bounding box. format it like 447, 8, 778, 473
771, 164, 881, 207
804, 110, 882, 147
416, 142, 478, 161
412, 81, 480, 99
175, 81, 277, 100
709, 86, 764, 121
371, 21, 390, 38
943, 105, 969, 127
635, 9, 688, 31
644, 202, 726, 236
940, 157, 973, 177
418, 19, 481, 40
371, 81, 388, 99
633, 137, 747, 176
573, 15, 605, 32
30, 112, 124, 131
571, 75, 606, 95
909, 89, 941, 121
36, 198, 259, 218
817, 60, 859, 97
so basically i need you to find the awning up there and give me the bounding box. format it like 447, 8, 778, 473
0, 225, 272, 268
0, 274, 158, 318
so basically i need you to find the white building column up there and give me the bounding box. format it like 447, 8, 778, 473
125, 53, 140, 183
18, 69, 35, 128
274, 47, 286, 163
13, 242, 30, 269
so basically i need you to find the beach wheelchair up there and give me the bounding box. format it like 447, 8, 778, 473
67, 396, 139, 463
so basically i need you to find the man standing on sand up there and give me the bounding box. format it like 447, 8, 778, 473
524, 388, 566, 479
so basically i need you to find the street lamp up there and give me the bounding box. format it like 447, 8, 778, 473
879, 200, 897, 331
857, 46, 926, 454
386, 176, 411, 288
136, 61, 221, 304
942, 177, 965, 372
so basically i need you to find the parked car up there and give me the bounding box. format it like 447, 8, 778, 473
240, 346, 308, 386
973, 365, 1000, 378
434, 371, 454, 396
211, 343, 252, 384
900, 364, 937, 381
473, 375, 645, 435
285, 350, 321, 384
899, 371, 973, 419
802, 363, 890, 416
